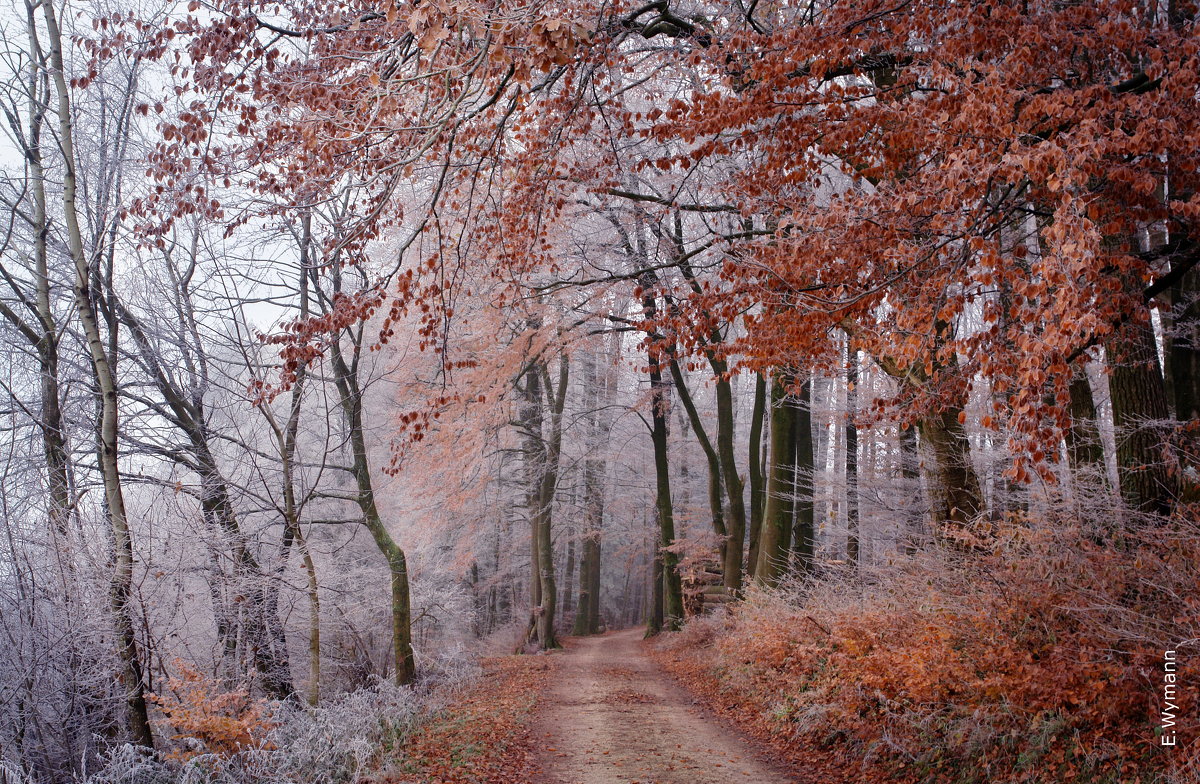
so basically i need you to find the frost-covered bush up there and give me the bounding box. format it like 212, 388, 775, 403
80, 745, 175, 784
415, 641, 481, 691
263, 677, 436, 782
75, 664, 478, 784
0, 760, 37, 784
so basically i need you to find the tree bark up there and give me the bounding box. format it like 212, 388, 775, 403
649, 350, 683, 631
574, 349, 609, 635
519, 359, 545, 647
533, 355, 568, 650
846, 319, 984, 534
329, 323, 415, 684
1169, 264, 1200, 502
756, 371, 798, 587
1106, 315, 1176, 515
562, 523, 575, 622
746, 372, 767, 579
791, 377, 816, 572
1170, 266, 1200, 423
23, 61, 73, 537
647, 538, 664, 636
709, 356, 747, 593
898, 425, 924, 554
917, 408, 983, 533
1066, 364, 1105, 475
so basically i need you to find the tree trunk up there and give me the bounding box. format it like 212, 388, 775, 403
562, 524, 575, 623
898, 425, 924, 554
329, 333, 415, 684
649, 355, 683, 630
1169, 264, 1200, 502
791, 377, 816, 572
573, 540, 592, 635
668, 358, 727, 566
746, 372, 767, 579
574, 529, 603, 635
845, 346, 860, 566
1170, 266, 1200, 423
917, 407, 983, 533
25, 78, 72, 537
288, 524, 320, 705
520, 359, 544, 645
709, 356, 747, 593
756, 371, 798, 587
43, 0, 153, 746
647, 539, 664, 636
1066, 365, 1105, 475
278, 241, 319, 703
574, 351, 607, 636
203, 471, 293, 697
586, 533, 602, 633
521, 354, 568, 650
0, 10, 76, 540
538, 356, 569, 648
850, 319, 983, 536
1106, 315, 1176, 515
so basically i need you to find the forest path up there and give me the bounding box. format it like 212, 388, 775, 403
530, 628, 796, 784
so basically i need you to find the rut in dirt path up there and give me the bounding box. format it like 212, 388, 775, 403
530, 628, 796, 784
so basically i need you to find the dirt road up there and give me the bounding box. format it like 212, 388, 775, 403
531, 628, 796, 784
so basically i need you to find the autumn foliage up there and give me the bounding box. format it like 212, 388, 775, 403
658, 513, 1200, 783
66, 0, 1200, 775
148, 661, 275, 761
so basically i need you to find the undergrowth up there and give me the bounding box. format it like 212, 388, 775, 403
657, 511, 1200, 784
6, 646, 547, 784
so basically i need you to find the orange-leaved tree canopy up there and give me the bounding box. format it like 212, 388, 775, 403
116, 0, 1199, 510
560, 0, 1200, 511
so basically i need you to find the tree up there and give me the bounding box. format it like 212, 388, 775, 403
113, 233, 295, 698
845, 344, 859, 566
573, 336, 618, 636
745, 372, 766, 578
755, 371, 798, 588
531, 352, 569, 650
0, 16, 73, 538
608, 0, 1199, 512
319, 259, 416, 685
1106, 316, 1176, 514
43, 0, 153, 745
791, 377, 816, 572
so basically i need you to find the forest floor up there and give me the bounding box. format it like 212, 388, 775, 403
529, 628, 798, 784
375, 655, 549, 784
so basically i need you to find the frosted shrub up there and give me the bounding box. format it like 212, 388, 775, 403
77, 661, 478, 784
0, 761, 37, 784
416, 642, 481, 691
265, 677, 433, 782
81, 745, 174, 784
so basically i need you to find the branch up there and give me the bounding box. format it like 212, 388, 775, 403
606, 188, 739, 213
251, 11, 385, 38
1064, 238, 1200, 365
